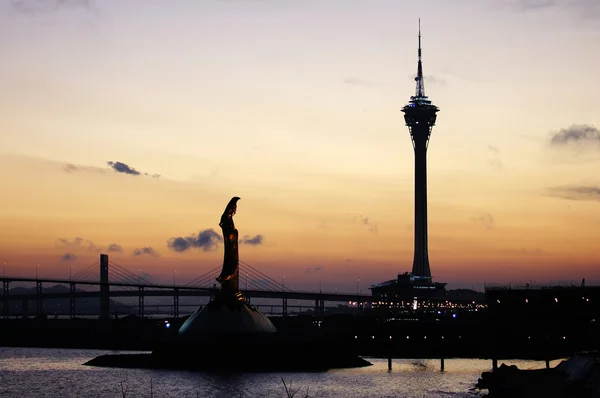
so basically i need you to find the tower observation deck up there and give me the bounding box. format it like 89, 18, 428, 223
401, 19, 439, 281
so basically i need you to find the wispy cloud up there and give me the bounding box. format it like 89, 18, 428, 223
61, 252, 77, 261
488, 145, 501, 154
305, 266, 325, 274
499, 0, 600, 19
167, 229, 223, 252
472, 213, 495, 230
317, 220, 333, 229
499, 247, 544, 255
132, 247, 159, 257
106, 243, 123, 253
343, 77, 378, 87
546, 185, 600, 202
240, 234, 264, 246
57, 237, 100, 252
64, 163, 105, 173
349, 214, 378, 234
57, 237, 124, 254
487, 145, 503, 170
410, 74, 446, 87
9, 0, 96, 15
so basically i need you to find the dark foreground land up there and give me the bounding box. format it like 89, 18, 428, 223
1, 313, 598, 362
477, 354, 600, 397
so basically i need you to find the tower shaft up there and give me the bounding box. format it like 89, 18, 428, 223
412, 131, 431, 279
401, 19, 438, 281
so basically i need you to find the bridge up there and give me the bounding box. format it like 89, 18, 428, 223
0, 254, 372, 319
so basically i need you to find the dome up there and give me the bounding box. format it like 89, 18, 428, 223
178, 300, 276, 336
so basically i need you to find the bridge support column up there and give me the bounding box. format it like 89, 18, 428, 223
282, 298, 288, 317
99, 254, 109, 319
36, 281, 43, 315
69, 283, 76, 319
173, 288, 179, 318
138, 287, 144, 317
2, 280, 9, 319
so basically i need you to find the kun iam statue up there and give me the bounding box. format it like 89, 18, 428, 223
215, 196, 244, 304
178, 197, 276, 335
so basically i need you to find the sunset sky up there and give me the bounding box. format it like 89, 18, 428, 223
1, 0, 599, 292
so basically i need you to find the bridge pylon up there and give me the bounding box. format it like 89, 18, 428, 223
100, 253, 109, 319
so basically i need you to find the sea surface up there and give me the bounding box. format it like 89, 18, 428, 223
0, 347, 563, 397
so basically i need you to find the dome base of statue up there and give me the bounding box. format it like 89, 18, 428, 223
178, 292, 277, 336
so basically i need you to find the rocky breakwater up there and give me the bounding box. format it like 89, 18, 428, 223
477, 354, 600, 397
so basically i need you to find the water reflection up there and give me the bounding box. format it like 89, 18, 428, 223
0, 348, 566, 398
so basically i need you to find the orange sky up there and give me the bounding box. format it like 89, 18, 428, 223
0, 1, 599, 291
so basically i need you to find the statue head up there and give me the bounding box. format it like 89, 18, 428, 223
226, 196, 241, 217
220, 197, 241, 229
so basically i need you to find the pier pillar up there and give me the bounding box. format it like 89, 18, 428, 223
2, 280, 9, 319
388, 356, 392, 371
138, 286, 144, 317
21, 299, 28, 318
173, 288, 179, 318
69, 283, 76, 319
492, 358, 498, 371
36, 281, 43, 315
319, 299, 325, 319
99, 254, 109, 319
441, 357, 445, 372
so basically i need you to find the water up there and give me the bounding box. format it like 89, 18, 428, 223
0, 347, 562, 397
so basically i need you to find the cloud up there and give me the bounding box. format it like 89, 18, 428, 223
64, 163, 105, 173
167, 229, 223, 252
107, 161, 141, 175
510, 0, 556, 10
501, 0, 600, 17
546, 186, 600, 202
305, 266, 325, 274
350, 214, 378, 234
106, 243, 123, 253
240, 234, 264, 246
57, 237, 100, 252
132, 247, 159, 257
9, 0, 95, 15
472, 213, 495, 230
549, 125, 600, 148
61, 252, 77, 261
487, 159, 503, 170
343, 77, 378, 87
488, 145, 501, 154
486, 145, 503, 169
499, 247, 544, 255
317, 220, 333, 229
410, 74, 446, 87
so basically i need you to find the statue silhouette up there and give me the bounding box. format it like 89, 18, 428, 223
216, 197, 241, 296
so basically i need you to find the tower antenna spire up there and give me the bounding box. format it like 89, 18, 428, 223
416, 18, 425, 98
